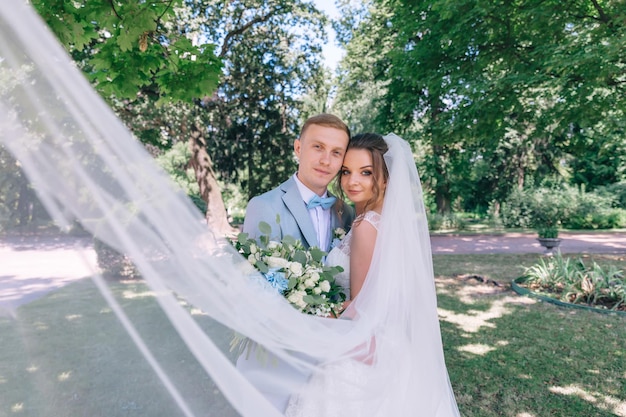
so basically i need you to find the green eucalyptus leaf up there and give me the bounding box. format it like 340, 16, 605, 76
288, 277, 298, 290
303, 294, 323, 305
293, 250, 307, 265
309, 247, 326, 263
255, 261, 268, 274
259, 221, 272, 236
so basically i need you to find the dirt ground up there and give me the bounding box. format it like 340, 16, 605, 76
1, 231, 625, 315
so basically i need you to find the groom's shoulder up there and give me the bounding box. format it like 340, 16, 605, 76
248, 178, 292, 206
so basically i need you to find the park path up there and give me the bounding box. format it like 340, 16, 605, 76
1, 231, 625, 314
0, 234, 96, 315
430, 231, 626, 255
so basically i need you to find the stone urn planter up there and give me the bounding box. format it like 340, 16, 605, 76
536, 237, 561, 254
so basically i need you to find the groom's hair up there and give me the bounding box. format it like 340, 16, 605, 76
299, 114, 351, 141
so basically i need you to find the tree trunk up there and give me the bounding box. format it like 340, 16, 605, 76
432, 144, 452, 215
188, 125, 238, 238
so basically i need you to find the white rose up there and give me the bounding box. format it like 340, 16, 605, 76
287, 290, 307, 309
247, 254, 257, 264
266, 256, 289, 269
313, 287, 322, 295
304, 278, 315, 288
288, 262, 304, 277
309, 271, 320, 282
296, 291, 308, 308
267, 241, 280, 250
249, 243, 258, 254
319, 280, 331, 293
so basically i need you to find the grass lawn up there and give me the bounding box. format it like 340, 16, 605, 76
1, 253, 624, 416
433, 253, 626, 417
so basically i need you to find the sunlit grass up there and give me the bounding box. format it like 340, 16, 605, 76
435, 253, 626, 417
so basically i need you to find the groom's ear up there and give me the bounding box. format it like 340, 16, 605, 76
294, 138, 302, 157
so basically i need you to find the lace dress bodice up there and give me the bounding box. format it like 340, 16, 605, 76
324, 211, 380, 301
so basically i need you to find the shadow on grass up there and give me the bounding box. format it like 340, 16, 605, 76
0, 278, 240, 417
434, 256, 626, 417
2, 253, 625, 417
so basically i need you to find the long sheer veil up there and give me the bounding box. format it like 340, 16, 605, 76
0, 1, 459, 416
344, 133, 461, 416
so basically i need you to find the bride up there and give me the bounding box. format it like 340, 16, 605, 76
0, 2, 459, 416
284, 133, 461, 416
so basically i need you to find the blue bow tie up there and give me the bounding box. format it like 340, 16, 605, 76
306, 195, 336, 210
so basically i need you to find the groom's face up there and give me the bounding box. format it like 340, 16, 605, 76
294, 124, 349, 196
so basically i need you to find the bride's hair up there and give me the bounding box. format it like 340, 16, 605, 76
335, 133, 389, 216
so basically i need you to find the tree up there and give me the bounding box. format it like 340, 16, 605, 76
32, 0, 222, 102
335, 0, 626, 214
331, 0, 392, 134
182, 0, 329, 200
31, 0, 242, 234
31, 0, 329, 233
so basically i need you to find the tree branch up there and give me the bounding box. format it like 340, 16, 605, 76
589, 0, 610, 24
219, 6, 285, 57
108, 0, 121, 19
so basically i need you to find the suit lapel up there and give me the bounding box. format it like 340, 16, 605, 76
328, 191, 341, 231
281, 178, 318, 248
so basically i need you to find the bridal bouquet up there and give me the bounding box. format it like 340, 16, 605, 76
232, 221, 346, 318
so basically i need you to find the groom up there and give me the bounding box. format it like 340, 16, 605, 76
242, 113, 354, 252
237, 113, 354, 412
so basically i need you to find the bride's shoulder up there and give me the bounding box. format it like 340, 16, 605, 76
355, 210, 381, 230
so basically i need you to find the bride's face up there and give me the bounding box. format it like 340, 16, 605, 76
340, 148, 383, 209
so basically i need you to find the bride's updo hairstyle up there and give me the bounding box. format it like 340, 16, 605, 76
336, 133, 389, 216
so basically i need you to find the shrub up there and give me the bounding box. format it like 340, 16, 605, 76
427, 212, 467, 231
522, 253, 625, 311
596, 181, 626, 208
559, 185, 626, 229
499, 188, 534, 229
501, 185, 626, 233
500, 186, 573, 237
93, 238, 139, 279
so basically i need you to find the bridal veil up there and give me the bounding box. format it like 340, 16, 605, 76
0, 1, 459, 416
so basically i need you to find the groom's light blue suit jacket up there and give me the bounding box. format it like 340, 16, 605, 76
242, 176, 354, 249
237, 176, 354, 412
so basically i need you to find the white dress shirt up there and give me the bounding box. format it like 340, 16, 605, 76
293, 174, 331, 251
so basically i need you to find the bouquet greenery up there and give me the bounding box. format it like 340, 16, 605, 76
232, 221, 346, 318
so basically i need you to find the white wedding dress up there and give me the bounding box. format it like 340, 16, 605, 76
284, 211, 381, 417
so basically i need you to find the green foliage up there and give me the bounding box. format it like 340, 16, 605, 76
560, 186, 626, 230
335, 0, 626, 215
168, 0, 328, 199
32, 0, 222, 103
522, 253, 626, 311
155, 142, 206, 213
332, 0, 392, 134
596, 181, 626, 208
427, 212, 468, 232
500, 185, 626, 234
93, 238, 139, 278
0, 146, 51, 232
527, 188, 572, 238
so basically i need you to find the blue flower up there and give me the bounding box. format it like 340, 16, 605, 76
263, 268, 288, 293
